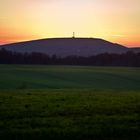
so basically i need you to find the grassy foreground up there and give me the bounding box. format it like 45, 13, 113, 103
0, 89, 140, 140
0, 65, 140, 139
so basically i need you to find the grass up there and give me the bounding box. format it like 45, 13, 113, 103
0, 65, 140, 90
0, 89, 140, 140
0, 65, 140, 139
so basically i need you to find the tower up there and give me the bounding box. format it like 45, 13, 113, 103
72, 32, 75, 38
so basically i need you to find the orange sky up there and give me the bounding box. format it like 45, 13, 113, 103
0, 0, 140, 47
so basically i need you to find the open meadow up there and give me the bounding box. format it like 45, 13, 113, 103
0, 65, 140, 139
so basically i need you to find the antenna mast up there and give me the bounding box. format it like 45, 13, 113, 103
72, 32, 75, 38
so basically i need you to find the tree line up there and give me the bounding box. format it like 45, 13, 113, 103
0, 48, 140, 67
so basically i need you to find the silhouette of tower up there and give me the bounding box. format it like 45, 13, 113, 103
72, 32, 75, 38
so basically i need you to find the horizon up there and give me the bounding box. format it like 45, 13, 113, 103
0, 0, 140, 48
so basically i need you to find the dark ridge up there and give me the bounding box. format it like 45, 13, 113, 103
0, 37, 139, 57
130, 47, 140, 53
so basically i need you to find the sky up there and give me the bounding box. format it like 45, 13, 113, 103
0, 0, 140, 47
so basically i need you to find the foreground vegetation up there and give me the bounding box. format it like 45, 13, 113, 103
0, 65, 140, 139
0, 89, 140, 140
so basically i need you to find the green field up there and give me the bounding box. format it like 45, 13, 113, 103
0, 65, 140, 90
0, 65, 140, 139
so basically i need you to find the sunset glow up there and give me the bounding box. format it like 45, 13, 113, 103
0, 0, 140, 47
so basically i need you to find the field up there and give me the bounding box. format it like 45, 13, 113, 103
0, 65, 140, 90
0, 65, 140, 139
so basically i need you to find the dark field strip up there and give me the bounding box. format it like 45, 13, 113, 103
0, 65, 140, 90
0, 89, 140, 140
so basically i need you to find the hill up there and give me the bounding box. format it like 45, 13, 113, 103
0, 38, 130, 57
131, 47, 140, 53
